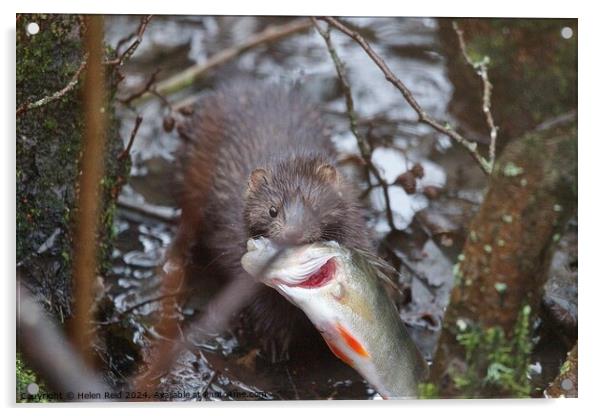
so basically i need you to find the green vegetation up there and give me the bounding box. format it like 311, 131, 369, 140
418, 382, 439, 399
451, 305, 533, 397
16, 353, 49, 403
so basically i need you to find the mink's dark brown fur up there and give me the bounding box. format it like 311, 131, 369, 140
175, 81, 373, 362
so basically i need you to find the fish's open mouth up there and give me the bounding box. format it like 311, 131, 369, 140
291, 257, 336, 289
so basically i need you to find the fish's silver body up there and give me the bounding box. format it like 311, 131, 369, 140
241, 238, 428, 399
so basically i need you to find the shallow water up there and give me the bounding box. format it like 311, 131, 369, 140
103, 15, 488, 400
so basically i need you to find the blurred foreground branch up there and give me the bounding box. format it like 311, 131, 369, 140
133, 254, 260, 395
70, 15, 107, 365
17, 281, 112, 401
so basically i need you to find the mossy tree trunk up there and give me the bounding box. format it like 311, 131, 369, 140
16, 13, 130, 400
429, 120, 577, 398
16, 14, 123, 321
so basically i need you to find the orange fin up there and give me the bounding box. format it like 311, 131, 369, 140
336, 323, 370, 358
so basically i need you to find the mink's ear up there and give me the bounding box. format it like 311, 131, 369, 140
316, 163, 339, 185
246, 168, 269, 195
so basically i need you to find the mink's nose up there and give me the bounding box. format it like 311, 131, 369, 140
280, 193, 319, 245
279, 226, 305, 245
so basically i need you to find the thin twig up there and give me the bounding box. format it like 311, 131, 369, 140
117, 115, 143, 161
118, 289, 192, 318
16, 54, 88, 117
16, 16, 153, 118
452, 21, 498, 164
136, 18, 313, 105
312, 18, 397, 231
150, 88, 173, 110
116, 195, 181, 223
318, 17, 492, 175
199, 371, 217, 400
285, 366, 300, 400
105, 15, 153, 66
397, 255, 437, 297
115, 32, 138, 55
118, 69, 161, 106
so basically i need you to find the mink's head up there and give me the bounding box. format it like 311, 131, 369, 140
243, 157, 355, 246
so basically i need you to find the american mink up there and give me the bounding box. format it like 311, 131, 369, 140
175, 81, 373, 362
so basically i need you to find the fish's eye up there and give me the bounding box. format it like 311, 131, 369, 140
268, 206, 278, 218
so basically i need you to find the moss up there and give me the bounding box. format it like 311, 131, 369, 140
440, 18, 576, 141
469, 230, 478, 242
559, 357, 572, 376
418, 382, 439, 399
452, 262, 463, 286
494, 282, 507, 293
451, 305, 533, 397
17, 14, 123, 319
17, 15, 84, 318
503, 162, 524, 177
465, 19, 576, 131
16, 353, 49, 403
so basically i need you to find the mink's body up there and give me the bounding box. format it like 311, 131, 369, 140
175, 82, 373, 362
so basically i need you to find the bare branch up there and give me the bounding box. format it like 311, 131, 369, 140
318, 17, 492, 175
117, 115, 143, 161
16, 54, 88, 117
452, 21, 499, 165
118, 69, 161, 106
311, 18, 397, 231
117, 289, 193, 319
137, 18, 313, 105
105, 15, 153, 66
116, 195, 181, 224
16, 15, 153, 118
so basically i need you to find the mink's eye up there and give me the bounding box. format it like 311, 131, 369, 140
269, 206, 278, 218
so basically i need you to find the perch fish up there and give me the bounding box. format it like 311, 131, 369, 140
241, 237, 428, 399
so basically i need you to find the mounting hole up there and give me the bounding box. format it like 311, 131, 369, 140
26, 383, 39, 395
561, 27, 573, 40
26, 22, 40, 36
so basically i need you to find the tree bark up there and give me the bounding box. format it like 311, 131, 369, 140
16, 14, 123, 321
430, 118, 577, 397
